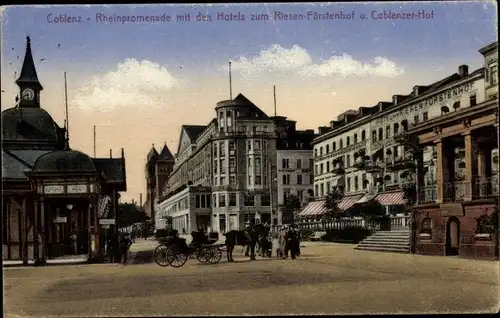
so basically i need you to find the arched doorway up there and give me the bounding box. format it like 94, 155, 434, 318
445, 216, 460, 256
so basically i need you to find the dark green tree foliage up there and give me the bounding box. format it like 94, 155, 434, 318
476, 197, 499, 235
323, 187, 344, 221
357, 199, 386, 221
117, 203, 149, 228
282, 194, 301, 223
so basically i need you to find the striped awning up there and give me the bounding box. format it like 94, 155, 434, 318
337, 195, 363, 211
298, 200, 326, 217
356, 193, 377, 204
374, 191, 406, 205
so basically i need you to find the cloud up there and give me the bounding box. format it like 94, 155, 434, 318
225, 44, 405, 78
73, 58, 181, 112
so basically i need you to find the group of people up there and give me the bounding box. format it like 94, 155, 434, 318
106, 232, 134, 264
277, 224, 301, 260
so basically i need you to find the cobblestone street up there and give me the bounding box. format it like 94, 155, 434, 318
3, 241, 499, 316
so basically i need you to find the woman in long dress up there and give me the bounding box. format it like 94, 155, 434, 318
278, 227, 287, 259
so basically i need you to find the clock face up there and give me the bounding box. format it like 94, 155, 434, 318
22, 88, 35, 101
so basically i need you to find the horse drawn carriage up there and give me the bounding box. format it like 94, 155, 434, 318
154, 231, 223, 267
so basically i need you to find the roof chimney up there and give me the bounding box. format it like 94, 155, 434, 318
458, 65, 468, 77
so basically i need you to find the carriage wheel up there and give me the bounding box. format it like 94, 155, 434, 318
196, 247, 210, 263
206, 246, 222, 264
154, 245, 170, 267
166, 246, 188, 268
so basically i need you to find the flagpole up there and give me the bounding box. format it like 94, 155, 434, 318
64, 72, 69, 146
229, 61, 233, 100
274, 85, 277, 117
93, 125, 96, 157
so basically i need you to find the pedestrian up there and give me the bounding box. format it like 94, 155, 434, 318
107, 232, 116, 263
70, 232, 78, 255
119, 233, 133, 265
278, 226, 287, 259
286, 226, 298, 259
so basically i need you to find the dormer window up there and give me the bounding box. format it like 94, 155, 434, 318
361, 130, 366, 141
354, 133, 358, 144
413, 86, 419, 96
393, 95, 398, 105
346, 136, 350, 146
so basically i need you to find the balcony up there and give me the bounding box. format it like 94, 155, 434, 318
417, 176, 499, 204
386, 157, 415, 172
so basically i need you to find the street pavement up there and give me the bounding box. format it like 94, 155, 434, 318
3, 240, 499, 316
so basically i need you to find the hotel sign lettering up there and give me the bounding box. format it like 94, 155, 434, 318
375, 82, 475, 125
67, 184, 88, 193
43, 185, 64, 194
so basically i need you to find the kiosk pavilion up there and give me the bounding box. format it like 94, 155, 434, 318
2, 37, 127, 265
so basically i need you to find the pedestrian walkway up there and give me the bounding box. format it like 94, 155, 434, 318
2, 254, 88, 267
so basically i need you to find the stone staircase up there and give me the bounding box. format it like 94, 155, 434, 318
355, 228, 410, 254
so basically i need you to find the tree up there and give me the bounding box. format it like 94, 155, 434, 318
322, 186, 344, 222
358, 199, 389, 229
281, 194, 301, 224
117, 203, 150, 228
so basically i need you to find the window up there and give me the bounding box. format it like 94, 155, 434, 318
248, 158, 251, 168
326, 145, 330, 153
214, 161, 218, 174
470, 95, 477, 107
229, 140, 235, 152
320, 183, 324, 197
314, 185, 319, 198
378, 128, 383, 140
229, 175, 236, 185
346, 177, 351, 192
354, 133, 358, 144
490, 63, 498, 85
320, 163, 324, 174
213, 194, 217, 208
346, 136, 350, 146
220, 176, 226, 185
296, 159, 302, 169
244, 194, 255, 206
332, 142, 336, 151
219, 194, 226, 207
248, 140, 252, 151
282, 158, 290, 169
320, 147, 323, 156
207, 195, 211, 208
394, 146, 399, 159
361, 130, 366, 141
297, 174, 303, 185
362, 174, 367, 189
422, 112, 428, 122
346, 154, 350, 167
229, 193, 237, 206
255, 157, 261, 174
255, 175, 262, 185
229, 157, 236, 168
309, 159, 314, 169
393, 123, 399, 134
220, 159, 226, 173
220, 142, 225, 157
255, 140, 261, 150
339, 139, 343, 148
213, 143, 218, 157
372, 130, 377, 142
261, 194, 271, 206
196, 195, 201, 208
282, 174, 291, 185
314, 164, 318, 175
219, 215, 226, 233
385, 125, 390, 139
413, 115, 419, 125
248, 175, 252, 185
326, 161, 330, 172
314, 149, 318, 157
354, 176, 359, 191
326, 181, 330, 193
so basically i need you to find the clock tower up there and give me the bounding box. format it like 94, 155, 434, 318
15, 36, 43, 108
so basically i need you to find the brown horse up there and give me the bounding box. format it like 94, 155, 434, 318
223, 224, 268, 262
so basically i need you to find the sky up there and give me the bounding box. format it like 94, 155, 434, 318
1, 2, 497, 204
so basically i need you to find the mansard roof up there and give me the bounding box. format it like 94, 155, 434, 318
183, 125, 207, 141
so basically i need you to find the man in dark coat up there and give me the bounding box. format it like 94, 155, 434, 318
247, 221, 258, 260
119, 234, 133, 264
285, 226, 299, 259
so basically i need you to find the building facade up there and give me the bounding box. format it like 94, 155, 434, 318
273, 116, 316, 224
155, 94, 279, 233
2, 37, 127, 264
408, 41, 498, 259
301, 42, 489, 221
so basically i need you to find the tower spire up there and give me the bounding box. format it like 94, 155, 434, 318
16, 36, 43, 90
16, 36, 43, 108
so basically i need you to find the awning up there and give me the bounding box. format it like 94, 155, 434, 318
298, 200, 326, 217
355, 193, 377, 204
337, 195, 363, 211
374, 191, 406, 205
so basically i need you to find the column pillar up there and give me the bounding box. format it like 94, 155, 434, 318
93, 195, 100, 259
435, 140, 449, 203
40, 197, 47, 262
477, 148, 487, 197
33, 197, 39, 262
464, 133, 478, 201
87, 199, 92, 260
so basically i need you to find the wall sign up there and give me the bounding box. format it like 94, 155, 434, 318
375, 82, 476, 125
44, 185, 64, 194
67, 184, 88, 193
54, 217, 67, 223
99, 219, 115, 225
